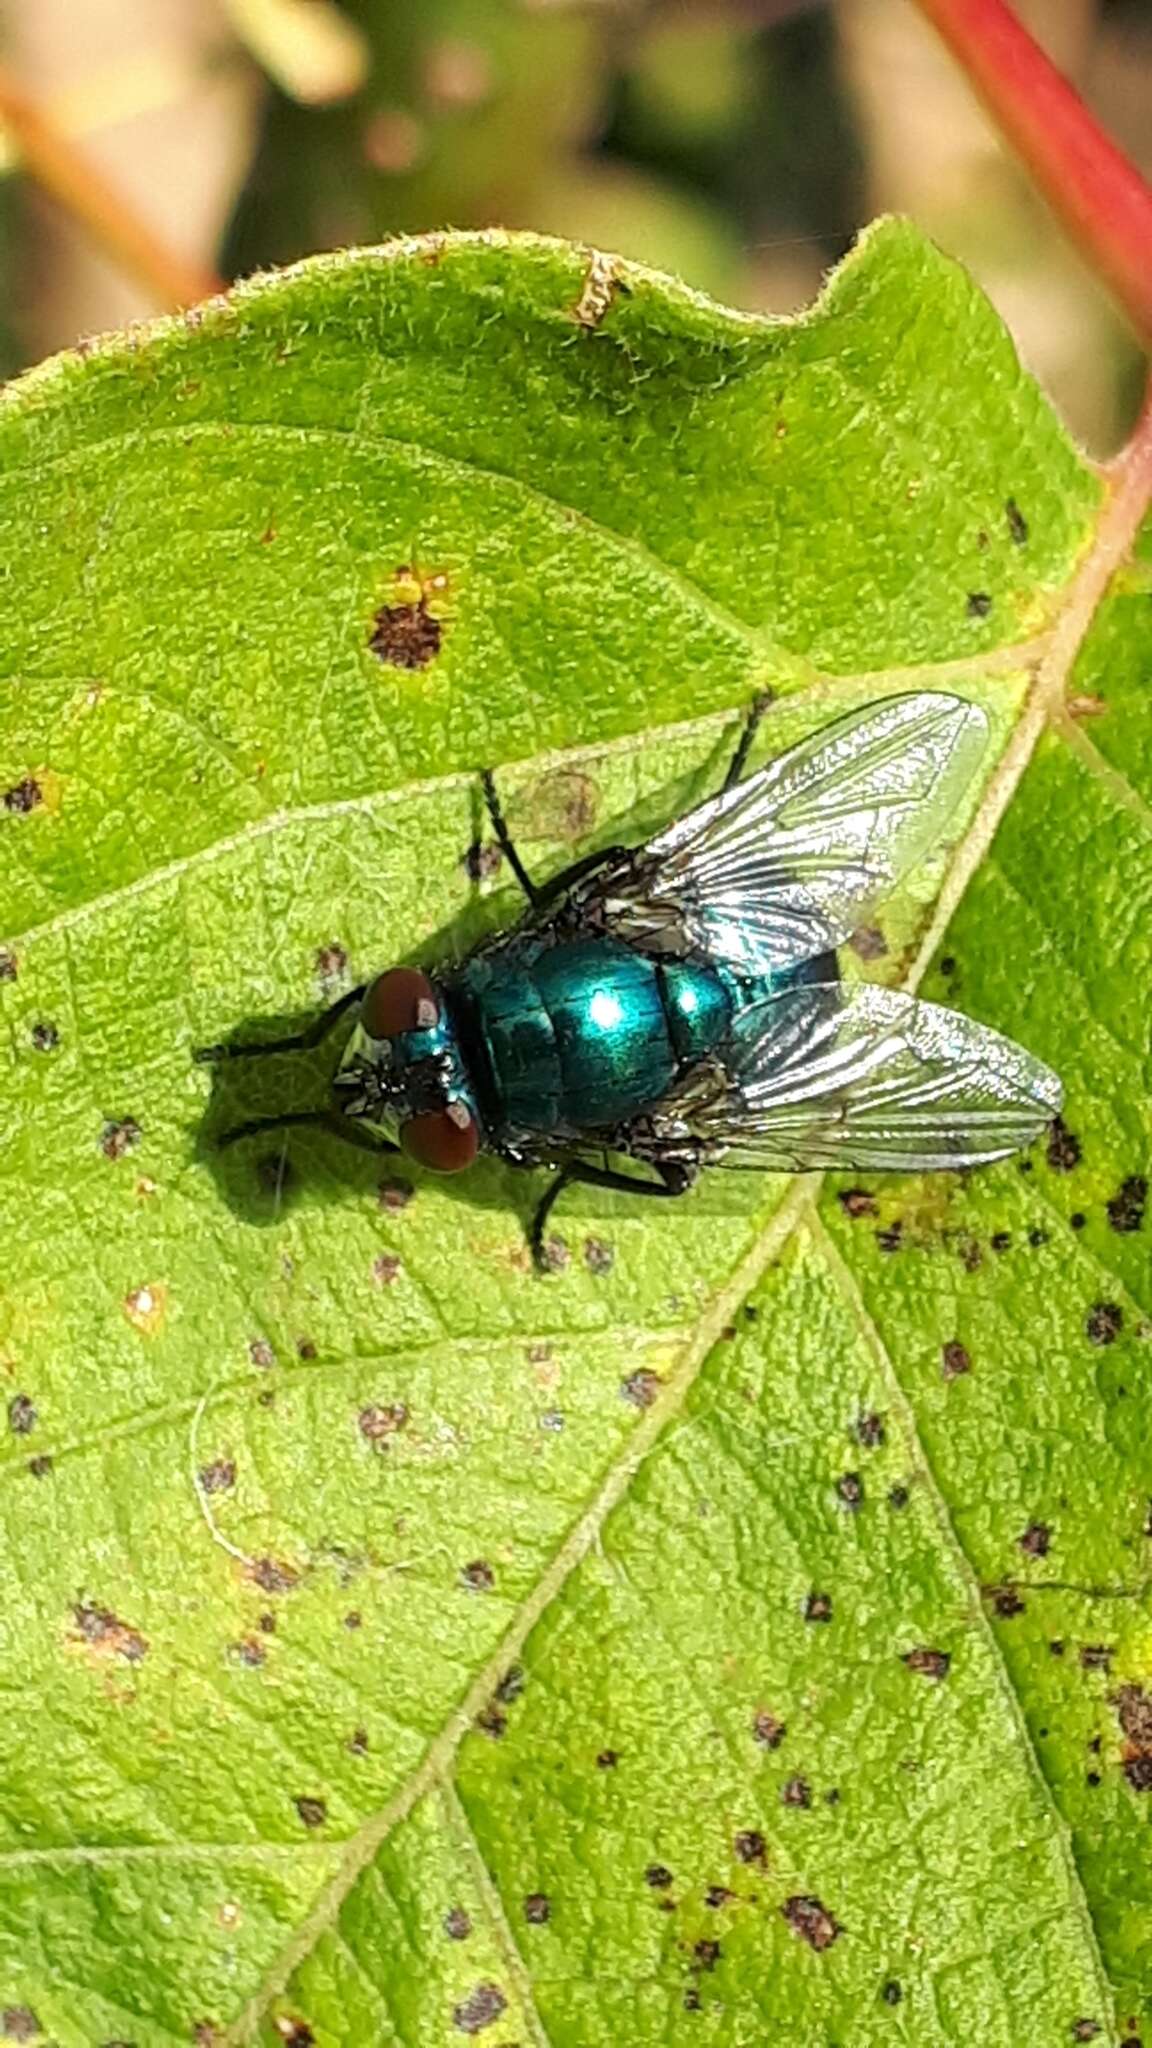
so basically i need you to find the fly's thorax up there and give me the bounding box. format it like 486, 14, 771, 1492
333, 969, 483, 1168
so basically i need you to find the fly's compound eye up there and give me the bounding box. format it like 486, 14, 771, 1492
401, 1101, 480, 1174
362, 967, 439, 1041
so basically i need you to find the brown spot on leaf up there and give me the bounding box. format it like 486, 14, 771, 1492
848, 925, 887, 961
854, 1411, 885, 1447
523, 1891, 551, 1924
30, 1021, 58, 1052
882, 1980, 903, 2006
645, 1863, 674, 1888
752, 1709, 786, 1749
461, 1558, 494, 1592
966, 591, 992, 618
1019, 1521, 1051, 1558
904, 1647, 951, 1680
781, 1776, 811, 1808
596, 1747, 619, 1768
0, 950, 15, 981
274, 2021, 314, 2048
875, 1222, 903, 1253
358, 1401, 409, 1442
369, 598, 442, 670
72, 1602, 148, 1662
249, 1338, 275, 1368
835, 1472, 864, 1511
452, 1982, 507, 2034
734, 1828, 767, 1862
314, 943, 347, 986
7, 1394, 36, 1436
1, 2012, 41, 2042
838, 1188, 877, 1218
584, 1236, 614, 1275
693, 1938, 721, 1971
1072, 2025, 1101, 2043
249, 1556, 300, 1594
294, 1796, 327, 1829
1047, 1117, 1081, 1171
3, 777, 42, 814
990, 1230, 1012, 1253
378, 1176, 414, 1212
805, 1592, 833, 1623
372, 1253, 402, 1287
782, 1894, 840, 1949
942, 1340, 971, 1380
1005, 497, 1029, 545
990, 1587, 1026, 1618
444, 1906, 472, 1940
101, 1116, 142, 1160
27, 1455, 52, 1478
1107, 1177, 1147, 1234
622, 1368, 663, 1409
199, 1459, 235, 1494
1086, 1301, 1123, 1346
462, 839, 502, 883
123, 1282, 168, 1336
1080, 1644, 1114, 1673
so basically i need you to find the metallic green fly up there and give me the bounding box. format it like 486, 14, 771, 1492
199, 692, 1060, 1266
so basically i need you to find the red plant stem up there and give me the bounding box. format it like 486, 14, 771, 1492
912, 0, 1152, 346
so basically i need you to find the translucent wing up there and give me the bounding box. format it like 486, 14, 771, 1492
671, 981, 1061, 1172
599, 693, 989, 973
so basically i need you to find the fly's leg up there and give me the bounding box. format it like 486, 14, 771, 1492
529, 1157, 695, 1272
722, 689, 775, 792
216, 1107, 399, 1155
481, 770, 540, 905
195, 983, 367, 1065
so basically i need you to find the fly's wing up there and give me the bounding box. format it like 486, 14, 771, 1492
672, 981, 1060, 1173
597, 693, 989, 974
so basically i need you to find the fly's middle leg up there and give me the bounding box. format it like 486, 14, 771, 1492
722, 689, 775, 792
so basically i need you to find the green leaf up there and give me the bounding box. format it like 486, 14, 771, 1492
0, 223, 1147, 2047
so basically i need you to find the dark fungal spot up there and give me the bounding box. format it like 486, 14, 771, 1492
734, 1828, 767, 1864
1047, 1117, 1082, 1172
781, 1777, 811, 1808
27, 1454, 52, 1478
1005, 497, 1029, 545
1086, 1302, 1123, 1346
584, 1236, 614, 1275
991, 1586, 1026, 1618
475, 1702, 506, 1739
838, 1188, 877, 1218
683, 1987, 702, 2013
939, 954, 956, 977
461, 1558, 494, 1592
30, 1021, 58, 1052
369, 598, 442, 670
1029, 1227, 1049, 1247
378, 1175, 414, 1212
882, 1980, 903, 2006
705, 1884, 734, 1908
622, 1368, 663, 1409
494, 1664, 525, 1705
804, 1592, 833, 1623
358, 1401, 408, 1442
782, 1894, 840, 1950
0, 950, 15, 981
596, 1747, 619, 1768
888, 1484, 909, 1510
0, 2016, 41, 2044
294, 1796, 327, 1829
348, 1727, 368, 1756
1072, 2025, 1102, 2043
752, 1709, 786, 1749
523, 1891, 550, 1924
232, 1637, 266, 1668
295, 1337, 317, 1361
1070, 1212, 1087, 1231
966, 591, 992, 618
249, 1338, 275, 1369
274, 2022, 314, 2048
1050, 1639, 1066, 1657
73, 1601, 148, 1662
3, 777, 42, 814
198, 1459, 235, 1494
960, 1237, 983, 1271
462, 839, 502, 883
443, 1906, 472, 1940
452, 1982, 507, 2035
1108, 1176, 1148, 1234
990, 1230, 1012, 1254
250, 1556, 299, 1594
855, 1411, 885, 1448
942, 1340, 971, 1380
903, 1647, 951, 1680
875, 1222, 902, 1253
849, 925, 887, 961
1113, 1683, 1152, 1790
1080, 1644, 1114, 1673
835, 1471, 864, 1511
1019, 1521, 1051, 1558
1086, 1770, 1102, 1787
7, 1394, 36, 1436
314, 942, 347, 985
645, 1863, 674, 1889
693, 1938, 721, 1971
542, 1235, 569, 1272
101, 1116, 142, 1160
372, 1252, 402, 1287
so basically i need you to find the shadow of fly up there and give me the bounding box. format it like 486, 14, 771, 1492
197, 693, 1060, 1269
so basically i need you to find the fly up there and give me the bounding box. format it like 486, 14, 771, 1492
197, 692, 1061, 1269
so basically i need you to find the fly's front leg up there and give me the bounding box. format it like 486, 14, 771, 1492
216, 1108, 399, 1155
195, 983, 366, 1065
528, 1156, 696, 1273
481, 770, 540, 905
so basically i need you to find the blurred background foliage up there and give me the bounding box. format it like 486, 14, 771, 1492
0, 0, 1149, 451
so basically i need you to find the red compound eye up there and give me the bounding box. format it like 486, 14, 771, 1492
401, 1104, 480, 1174
361, 967, 439, 1040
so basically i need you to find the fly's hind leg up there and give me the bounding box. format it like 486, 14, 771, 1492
215, 1108, 399, 1155
528, 1156, 696, 1273
722, 689, 775, 792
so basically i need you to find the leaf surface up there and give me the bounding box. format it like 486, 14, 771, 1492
0, 225, 1148, 2048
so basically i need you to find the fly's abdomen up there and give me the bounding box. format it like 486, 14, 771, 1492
455, 936, 732, 1135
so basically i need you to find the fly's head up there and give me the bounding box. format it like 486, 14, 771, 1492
333, 967, 480, 1172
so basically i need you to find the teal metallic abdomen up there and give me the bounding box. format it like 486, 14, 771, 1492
451, 936, 732, 1133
